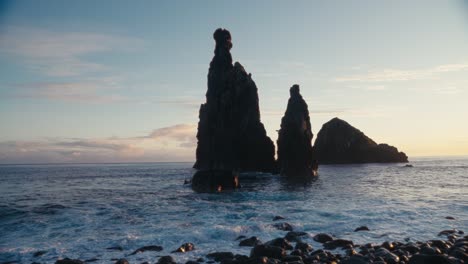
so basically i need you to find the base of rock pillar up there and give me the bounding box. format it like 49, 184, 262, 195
281, 168, 318, 178
191, 170, 240, 192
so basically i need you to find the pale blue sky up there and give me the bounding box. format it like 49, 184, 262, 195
1, 0, 467, 163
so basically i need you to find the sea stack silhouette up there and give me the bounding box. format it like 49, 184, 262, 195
192, 28, 276, 192
314, 117, 408, 164
277, 85, 317, 178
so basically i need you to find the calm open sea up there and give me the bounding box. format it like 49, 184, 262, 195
0, 158, 467, 263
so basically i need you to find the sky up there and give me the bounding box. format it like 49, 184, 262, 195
1, 0, 468, 164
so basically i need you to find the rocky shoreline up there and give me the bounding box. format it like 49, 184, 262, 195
47, 221, 466, 264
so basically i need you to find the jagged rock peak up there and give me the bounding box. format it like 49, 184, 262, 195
313, 117, 408, 164
277, 84, 316, 178
192, 29, 276, 191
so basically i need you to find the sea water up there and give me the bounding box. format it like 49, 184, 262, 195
0, 158, 467, 263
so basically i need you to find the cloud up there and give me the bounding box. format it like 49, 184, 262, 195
433, 86, 461, 95
12, 80, 127, 103
155, 97, 203, 109
263, 109, 348, 117
0, 123, 197, 164
145, 124, 197, 148
0, 26, 145, 77
335, 63, 468, 82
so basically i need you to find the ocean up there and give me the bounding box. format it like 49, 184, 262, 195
0, 158, 467, 263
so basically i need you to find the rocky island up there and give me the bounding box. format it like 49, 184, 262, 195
192, 28, 409, 191
313, 117, 408, 164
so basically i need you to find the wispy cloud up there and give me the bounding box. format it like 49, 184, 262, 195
0, 123, 197, 164
433, 86, 462, 95
12, 80, 127, 103
154, 97, 203, 109
263, 109, 347, 117
143, 123, 197, 148
335, 63, 468, 82
0, 26, 145, 77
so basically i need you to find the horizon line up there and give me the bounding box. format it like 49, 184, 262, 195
1, 154, 468, 166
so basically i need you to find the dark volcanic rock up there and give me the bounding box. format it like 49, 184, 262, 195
193, 28, 276, 191
55, 259, 84, 264
157, 256, 177, 264
33, 250, 47, 257
250, 245, 286, 259
313, 233, 334, 243
114, 259, 129, 264
239, 236, 262, 247
206, 252, 235, 262
192, 170, 239, 192
265, 238, 293, 250
313, 117, 408, 164
173, 243, 195, 253
354, 226, 370, 232
272, 222, 293, 231
129, 245, 163, 255
272, 216, 285, 221
323, 239, 354, 249
285, 231, 308, 242
408, 254, 453, 264
277, 85, 316, 177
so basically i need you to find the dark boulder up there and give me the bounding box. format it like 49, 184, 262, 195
277, 85, 316, 178
272, 222, 293, 231
265, 238, 293, 250
129, 245, 163, 255
313, 233, 333, 243
239, 236, 262, 247
323, 239, 354, 249
408, 254, 453, 264
157, 256, 177, 264
250, 245, 286, 259
193, 28, 276, 191
33, 250, 47, 257
354, 226, 370, 232
206, 252, 235, 262
313, 117, 408, 164
272, 216, 285, 221
285, 231, 308, 242
295, 242, 313, 253
55, 259, 84, 264
114, 259, 129, 264
173, 243, 195, 253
